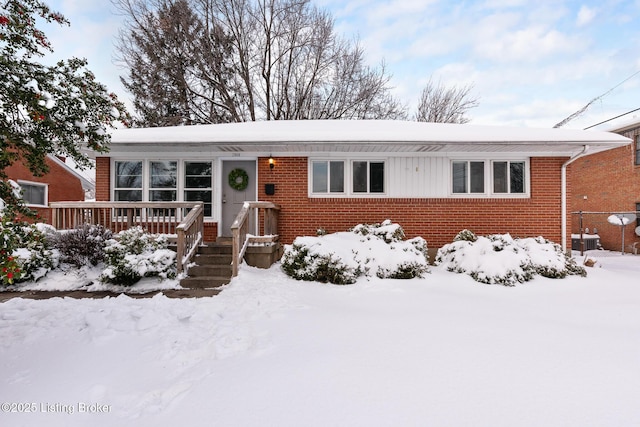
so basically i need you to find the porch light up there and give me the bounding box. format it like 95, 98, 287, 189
269, 156, 275, 170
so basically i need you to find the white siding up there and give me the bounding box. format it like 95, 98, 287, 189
387, 157, 449, 198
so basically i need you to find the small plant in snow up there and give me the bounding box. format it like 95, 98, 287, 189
453, 229, 478, 242
52, 224, 112, 267
100, 227, 176, 286
281, 221, 429, 284
436, 231, 586, 286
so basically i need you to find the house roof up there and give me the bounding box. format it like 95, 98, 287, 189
104, 120, 631, 156
47, 155, 95, 192
606, 117, 640, 134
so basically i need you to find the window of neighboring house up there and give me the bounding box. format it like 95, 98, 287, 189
635, 135, 640, 165
452, 161, 485, 194
114, 161, 143, 202
493, 161, 525, 194
149, 161, 177, 216
18, 181, 47, 206
636, 202, 640, 228
311, 160, 344, 193
184, 161, 213, 217
353, 161, 385, 193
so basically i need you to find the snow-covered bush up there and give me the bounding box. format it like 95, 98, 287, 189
281, 220, 429, 284
350, 221, 407, 243
100, 227, 176, 286
53, 224, 112, 267
0, 209, 58, 285
520, 236, 586, 279
281, 244, 361, 285
435, 231, 586, 286
453, 229, 478, 242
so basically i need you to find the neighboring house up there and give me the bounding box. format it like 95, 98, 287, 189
4, 155, 92, 222
571, 118, 640, 252
95, 120, 629, 250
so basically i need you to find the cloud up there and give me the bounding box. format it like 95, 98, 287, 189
576, 5, 597, 27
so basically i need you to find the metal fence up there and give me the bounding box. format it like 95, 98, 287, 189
571, 211, 640, 255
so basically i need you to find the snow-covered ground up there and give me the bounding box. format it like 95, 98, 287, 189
1, 250, 639, 427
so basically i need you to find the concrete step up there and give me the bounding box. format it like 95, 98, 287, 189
194, 254, 232, 265
180, 276, 230, 289
198, 244, 232, 255
188, 264, 232, 277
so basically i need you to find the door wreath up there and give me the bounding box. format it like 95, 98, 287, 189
228, 168, 249, 191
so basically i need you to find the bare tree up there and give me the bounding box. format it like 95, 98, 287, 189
115, 0, 406, 124
115, 0, 236, 126
415, 79, 478, 124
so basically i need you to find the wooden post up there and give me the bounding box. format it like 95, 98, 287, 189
232, 226, 240, 277
176, 226, 185, 273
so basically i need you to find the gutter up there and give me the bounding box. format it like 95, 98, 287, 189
561, 145, 589, 252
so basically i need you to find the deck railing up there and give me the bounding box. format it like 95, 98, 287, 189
49, 201, 204, 273
230, 201, 280, 277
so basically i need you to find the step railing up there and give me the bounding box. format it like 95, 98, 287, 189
230, 201, 280, 277
176, 204, 204, 274
49, 201, 204, 273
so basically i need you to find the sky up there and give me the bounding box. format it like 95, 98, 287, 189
39, 0, 640, 131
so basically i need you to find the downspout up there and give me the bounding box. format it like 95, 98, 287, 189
561, 145, 589, 253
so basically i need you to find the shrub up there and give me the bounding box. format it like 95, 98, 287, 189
281, 221, 429, 284
53, 224, 112, 267
100, 227, 176, 286
1, 208, 58, 285
351, 220, 406, 243
453, 229, 478, 242
436, 231, 586, 286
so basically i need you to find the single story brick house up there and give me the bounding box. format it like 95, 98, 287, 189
571, 118, 640, 252
5, 155, 92, 222
95, 120, 629, 251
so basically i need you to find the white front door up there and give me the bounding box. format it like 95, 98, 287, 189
221, 160, 257, 237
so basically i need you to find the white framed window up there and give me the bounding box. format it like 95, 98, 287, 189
114, 161, 143, 202
492, 161, 525, 194
310, 159, 386, 196
311, 160, 345, 194
451, 159, 528, 196
112, 159, 215, 218
352, 161, 385, 194
452, 161, 485, 194
184, 161, 213, 217
17, 180, 47, 206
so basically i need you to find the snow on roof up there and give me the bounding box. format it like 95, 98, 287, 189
106, 120, 630, 155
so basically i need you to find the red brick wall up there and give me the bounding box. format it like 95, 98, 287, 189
5, 156, 85, 223
571, 138, 640, 251
95, 157, 110, 202
258, 156, 570, 247
95, 155, 571, 247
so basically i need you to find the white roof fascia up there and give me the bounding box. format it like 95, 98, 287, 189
100, 120, 630, 157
